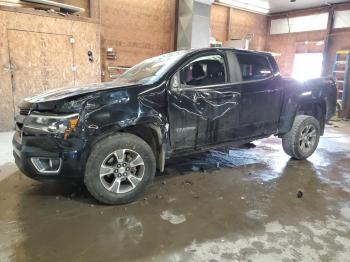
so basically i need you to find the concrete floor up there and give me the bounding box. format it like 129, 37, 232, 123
0, 122, 350, 262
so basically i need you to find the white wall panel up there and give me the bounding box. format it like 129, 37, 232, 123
270, 18, 289, 34
270, 13, 329, 35
334, 10, 350, 29
289, 13, 328, 33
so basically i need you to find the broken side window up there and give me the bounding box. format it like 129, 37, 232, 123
180, 55, 226, 87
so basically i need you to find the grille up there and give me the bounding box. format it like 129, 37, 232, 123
19, 107, 30, 116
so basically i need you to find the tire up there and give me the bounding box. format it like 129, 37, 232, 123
282, 115, 321, 160
84, 133, 156, 205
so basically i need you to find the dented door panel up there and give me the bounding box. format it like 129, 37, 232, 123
168, 84, 241, 151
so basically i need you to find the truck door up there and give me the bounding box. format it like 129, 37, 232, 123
167, 52, 241, 152
233, 52, 283, 138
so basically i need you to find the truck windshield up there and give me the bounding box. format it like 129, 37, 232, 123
116, 50, 188, 85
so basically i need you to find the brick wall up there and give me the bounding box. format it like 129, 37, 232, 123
210, 4, 268, 51
230, 8, 267, 51
328, 29, 350, 117
266, 31, 327, 77
211, 4, 229, 42
266, 5, 350, 117
100, 0, 176, 81
266, 5, 350, 78
326, 30, 350, 74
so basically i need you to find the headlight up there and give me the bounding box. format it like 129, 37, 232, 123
23, 113, 79, 138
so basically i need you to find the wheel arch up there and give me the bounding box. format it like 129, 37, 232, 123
87, 123, 166, 172
278, 99, 327, 136
296, 100, 326, 135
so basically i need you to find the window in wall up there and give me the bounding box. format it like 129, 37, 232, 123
334, 10, 350, 29
235, 53, 272, 81
292, 53, 323, 81
270, 13, 329, 34
180, 55, 226, 87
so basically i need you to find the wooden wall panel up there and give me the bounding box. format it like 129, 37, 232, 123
7, 30, 75, 111
100, 0, 176, 81
0, 11, 14, 132
71, 20, 101, 85
0, 10, 100, 131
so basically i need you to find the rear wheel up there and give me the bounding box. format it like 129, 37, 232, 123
282, 115, 320, 160
84, 133, 156, 205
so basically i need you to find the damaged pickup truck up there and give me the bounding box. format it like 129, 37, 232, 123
13, 48, 337, 204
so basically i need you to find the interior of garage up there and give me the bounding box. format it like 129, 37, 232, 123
0, 0, 350, 261
1, 0, 350, 130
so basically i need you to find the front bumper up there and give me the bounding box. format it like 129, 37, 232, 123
12, 131, 88, 181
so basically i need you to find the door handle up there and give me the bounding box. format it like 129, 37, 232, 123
221, 93, 238, 99
201, 92, 212, 99
198, 92, 239, 101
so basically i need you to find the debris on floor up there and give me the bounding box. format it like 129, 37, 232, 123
160, 210, 186, 225
297, 190, 304, 198
182, 180, 193, 186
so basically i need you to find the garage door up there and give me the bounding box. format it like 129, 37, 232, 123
7, 30, 76, 113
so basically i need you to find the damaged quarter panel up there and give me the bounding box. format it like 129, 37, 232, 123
277, 77, 337, 135
83, 81, 169, 139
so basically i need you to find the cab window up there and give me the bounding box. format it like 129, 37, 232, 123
180, 55, 226, 87
235, 53, 272, 81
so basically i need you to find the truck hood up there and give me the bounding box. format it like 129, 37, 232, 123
24, 80, 140, 103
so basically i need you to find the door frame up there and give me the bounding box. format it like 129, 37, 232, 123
166, 50, 241, 152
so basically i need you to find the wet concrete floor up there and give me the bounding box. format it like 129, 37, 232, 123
0, 122, 350, 261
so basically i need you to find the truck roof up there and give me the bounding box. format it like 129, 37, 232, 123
186, 47, 273, 56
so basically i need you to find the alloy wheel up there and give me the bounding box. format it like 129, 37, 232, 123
99, 149, 145, 194
298, 124, 317, 154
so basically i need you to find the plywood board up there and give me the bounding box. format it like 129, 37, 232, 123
0, 9, 100, 131
7, 30, 75, 112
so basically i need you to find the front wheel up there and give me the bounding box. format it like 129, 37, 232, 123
84, 133, 156, 205
282, 115, 321, 160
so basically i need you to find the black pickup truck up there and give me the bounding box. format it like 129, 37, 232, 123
13, 48, 337, 204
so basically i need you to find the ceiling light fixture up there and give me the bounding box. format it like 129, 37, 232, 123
217, 0, 270, 14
